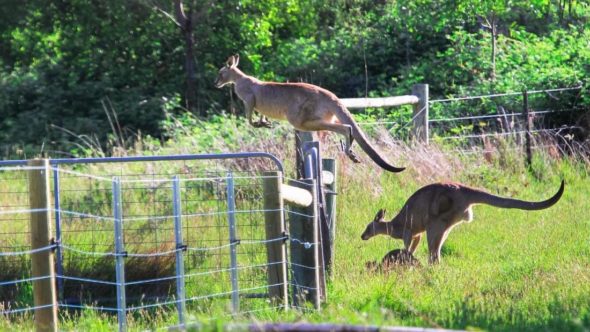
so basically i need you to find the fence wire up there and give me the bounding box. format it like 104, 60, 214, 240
351, 85, 584, 153
0, 160, 321, 330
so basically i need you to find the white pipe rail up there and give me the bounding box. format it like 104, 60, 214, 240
340, 95, 419, 109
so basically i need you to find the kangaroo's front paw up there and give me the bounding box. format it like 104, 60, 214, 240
252, 121, 268, 128
259, 120, 272, 128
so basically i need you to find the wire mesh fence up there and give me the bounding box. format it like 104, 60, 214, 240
349, 85, 586, 156
0, 153, 325, 330
0, 166, 34, 318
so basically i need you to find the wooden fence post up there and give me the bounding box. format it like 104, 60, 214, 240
28, 159, 58, 332
263, 171, 288, 309
412, 84, 429, 144
522, 89, 533, 167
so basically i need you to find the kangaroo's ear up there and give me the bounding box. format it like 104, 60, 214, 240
232, 54, 240, 68
225, 55, 234, 68
375, 208, 386, 221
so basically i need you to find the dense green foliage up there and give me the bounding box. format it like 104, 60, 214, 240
0, 0, 588, 155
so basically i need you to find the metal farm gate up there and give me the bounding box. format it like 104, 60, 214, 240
0, 150, 334, 331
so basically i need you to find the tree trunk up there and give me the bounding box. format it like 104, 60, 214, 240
175, 0, 199, 115
490, 13, 497, 82
183, 12, 197, 113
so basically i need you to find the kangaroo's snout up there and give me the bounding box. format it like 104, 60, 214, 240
361, 227, 375, 240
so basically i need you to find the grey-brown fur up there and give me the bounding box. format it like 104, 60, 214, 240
361, 180, 565, 264
214, 55, 404, 173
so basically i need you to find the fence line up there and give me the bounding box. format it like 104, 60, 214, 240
0, 303, 56, 315
58, 303, 120, 312
0, 244, 57, 257
457, 143, 566, 155
1, 233, 312, 315
52, 166, 282, 184
438, 125, 581, 141
346, 84, 583, 146
58, 235, 290, 257
0, 275, 53, 287
0, 172, 317, 321
0, 156, 314, 330
429, 86, 581, 103
0, 166, 45, 171
429, 108, 576, 123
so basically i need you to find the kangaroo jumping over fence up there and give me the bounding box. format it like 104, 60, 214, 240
214, 55, 405, 173
361, 180, 565, 264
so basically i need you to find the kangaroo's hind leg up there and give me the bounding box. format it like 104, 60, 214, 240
407, 234, 422, 255
254, 113, 272, 128
332, 120, 359, 163
298, 118, 360, 163
426, 221, 449, 264
341, 124, 360, 163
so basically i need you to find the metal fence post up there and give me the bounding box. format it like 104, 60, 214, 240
322, 158, 337, 277
172, 176, 186, 325
112, 177, 127, 332
302, 144, 327, 302
28, 159, 58, 332
288, 178, 321, 310
52, 166, 64, 300
309, 179, 321, 310
226, 173, 239, 314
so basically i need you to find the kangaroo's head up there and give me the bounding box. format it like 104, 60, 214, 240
361, 209, 388, 240
214, 55, 240, 88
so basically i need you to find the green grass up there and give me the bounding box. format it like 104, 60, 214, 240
331, 165, 590, 331
1, 123, 589, 331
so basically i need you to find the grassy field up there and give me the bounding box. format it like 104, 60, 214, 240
330, 158, 590, 331
1, 125, 589, 331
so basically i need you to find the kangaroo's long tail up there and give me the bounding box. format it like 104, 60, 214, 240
335, 104, 405, 173
468, 180, 565, 210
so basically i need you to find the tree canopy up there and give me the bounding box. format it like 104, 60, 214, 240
0, 0, 588, 156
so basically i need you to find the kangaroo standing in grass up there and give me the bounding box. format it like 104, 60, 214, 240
214, 55, 405, 173
361, 180, 565, 264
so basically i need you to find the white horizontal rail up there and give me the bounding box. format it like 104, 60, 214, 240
281, 183, 313, 207
340, 95, 419, 109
